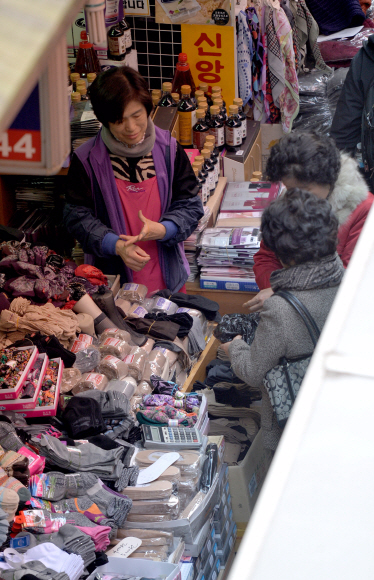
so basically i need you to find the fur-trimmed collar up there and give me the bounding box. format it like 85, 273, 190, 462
329, 153, 368, 226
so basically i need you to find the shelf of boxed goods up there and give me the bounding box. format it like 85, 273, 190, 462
185, 176, 257, 315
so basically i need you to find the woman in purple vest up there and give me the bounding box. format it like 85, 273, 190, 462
64, 66, 204, 294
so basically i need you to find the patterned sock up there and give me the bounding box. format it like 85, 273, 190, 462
0, 423, 23, 452
86, 481, 132, 527
0, 467, 30, 501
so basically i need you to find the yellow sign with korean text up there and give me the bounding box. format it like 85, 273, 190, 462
181, 24, 236, 107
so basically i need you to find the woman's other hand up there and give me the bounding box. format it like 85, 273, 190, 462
243, 288, 274, 312
221, 335, 242, 355
115, 239, 150, 271
119, 210, 166, 246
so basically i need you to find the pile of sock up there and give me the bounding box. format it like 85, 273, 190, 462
0, 446, 30, 487
0, 507, 9, 545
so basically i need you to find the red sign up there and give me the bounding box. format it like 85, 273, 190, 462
0, 129, 42, 162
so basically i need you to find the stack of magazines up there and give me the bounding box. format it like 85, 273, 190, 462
198, 226, 261, 291
184, 207, 211, 282
70, 101, 101, 151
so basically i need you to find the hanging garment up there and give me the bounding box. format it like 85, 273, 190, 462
273, 7, 299, 132
246, 7, 265, 120
265, 6, 283, 122
305, 0, 365, 36
237, 11, 253, 107
289, 0, 331, 72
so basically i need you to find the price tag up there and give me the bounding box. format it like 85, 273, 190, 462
106, 537, 142, 558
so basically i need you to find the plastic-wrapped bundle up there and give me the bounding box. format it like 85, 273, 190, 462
118, 283, 148, 303
143, 298, 155, 311
96, 355, 129, 380
70, 333, 95, 354
99, 338, 132, 358
100, 328, 132, 343
128, 547, 168, 561
71, 372, 108, 394
127, 513, 171, 522
73, 346, 101, 373
213, 312, 260, 345
130, 395, 143, 413
141, 338, 155, 353
105, 377, 137, 398
135, 381, 153, 396
151, 297, 178, 315
115, 298, 131, 317
128, 304, 148, 318
142, 350, 167, 383
116, 528, 174, 546
123, 346, 148, 381
129, 494, 179, 518
123, 480, 173, 500
153, 346, 178, 366
135, 449, 201, 478
61, 368, 82, 394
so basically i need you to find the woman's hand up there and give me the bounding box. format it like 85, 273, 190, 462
115, 239, 150, 271
243, 288, 274, 312
119, 210, 166, 246
221, 335, 242, 355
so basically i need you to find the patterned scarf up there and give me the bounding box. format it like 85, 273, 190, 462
270, 252, 344, 292
238, 11, 253, 107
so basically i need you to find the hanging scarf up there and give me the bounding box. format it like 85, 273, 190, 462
246, 6, 265, 120
237, 11, 253, 107
101, 117, 156, 158
270, 253, 344, 292
289, 0, 332, 72
273, 7, 299, 133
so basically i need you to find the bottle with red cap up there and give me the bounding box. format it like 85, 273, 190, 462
75, 31, 101, 78
171, 53, 196, 98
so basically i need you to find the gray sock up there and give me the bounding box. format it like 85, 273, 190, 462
0, 423, 23, 451
65, 472, 98, 498
86, 481, 132, 527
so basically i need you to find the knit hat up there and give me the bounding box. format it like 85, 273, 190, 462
0, 486, 19, 521
62, 397, 106, 438
0, 467, 31, 501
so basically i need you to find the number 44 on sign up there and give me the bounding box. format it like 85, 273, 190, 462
0, 130, 41, 162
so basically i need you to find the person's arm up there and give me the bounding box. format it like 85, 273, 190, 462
253, 240, 283, 290
228, 299, 287, 389
330, 49, 365, 154
338, 194, 373, 267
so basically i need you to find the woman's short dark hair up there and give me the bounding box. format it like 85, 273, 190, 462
89, 66, 153, 127
265, 132, 341, 188
261, 188, 339, 265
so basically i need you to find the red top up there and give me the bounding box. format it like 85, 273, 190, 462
253, 192, 374, 290
116, 176, 166, 294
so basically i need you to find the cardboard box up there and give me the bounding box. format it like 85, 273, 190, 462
260, 123, 285, 172
0, 347, 39, 400
15, 358, 64, 418
223, 121, 262, 182
0, 354, 48, 411
106, 274, 120, 297
228, 428, 273, 524
153, 107, 179, 142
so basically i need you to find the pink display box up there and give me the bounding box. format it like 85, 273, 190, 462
15, 358, 64, 418
0, 353, 48, 411
0, 346, 39, 400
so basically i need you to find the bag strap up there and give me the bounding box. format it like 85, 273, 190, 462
275, 289, 320, 348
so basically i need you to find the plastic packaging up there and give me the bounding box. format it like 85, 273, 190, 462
127, 514, 171, 522
142, 350, 167, 383
141, 338, 155, 354
97, 355, 129, 380
129, 495, 179, 517
143, 298, 155, 311
213, 312, 260, 345
153, 346, 178, 366
130, 395, 143, 413
135, 449, 201, 478
144, 465, 181, 485
128, 304, 148, 318
151, 297, 178, 315
71, 372, 109, 394
70, 333, 94, 354
59, 368, 81, 394
116, 528, 173, 546
116, 298, 132, 317
99, 338, 132, 358
122, 480, 173, 500
100, 328, 132, 343
123, 346, 148, 380
135, 381, 153, 396
118, 283, 148, 303
129, 546, 168, 561
200, 443, 218, 492
105, 377, 137, 398
73, 346, 101, 373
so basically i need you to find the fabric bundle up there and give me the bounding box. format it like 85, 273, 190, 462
305, 0, 365, 35
75, 390, 135, 440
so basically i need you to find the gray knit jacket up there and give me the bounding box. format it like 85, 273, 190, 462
229, 254, 344, 451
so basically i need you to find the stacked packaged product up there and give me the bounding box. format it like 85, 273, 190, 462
184, 207, 211, 282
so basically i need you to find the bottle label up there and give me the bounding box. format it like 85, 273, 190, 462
178, 111, 193, 146
108, 35, 126, 56
213, 161, 219, 183
193, 129, 208, 150
242, 118, 247, 140
225, 126, 242, 147
207, 169, 215, 191
67, 85, 73, 99
201, 181, 208, 204
124, 29, 132, 49
210, 126, 225, 147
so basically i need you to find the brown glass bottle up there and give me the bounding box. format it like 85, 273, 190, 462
192, 161, 208, 204
208, 105, 225, 150
199, 83, 213, 106
107, 24, 126, 61
177, 85, 196, 147
233, 97, 247, 140
225, 105, 243, 150
193, 109, 210, 150
119, 14, 132, 54
158, 82, 175, 107
172, 53, 196, 98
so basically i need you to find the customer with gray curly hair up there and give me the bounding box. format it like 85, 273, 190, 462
222, 189, 344, 451
246, 131, 372, 313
